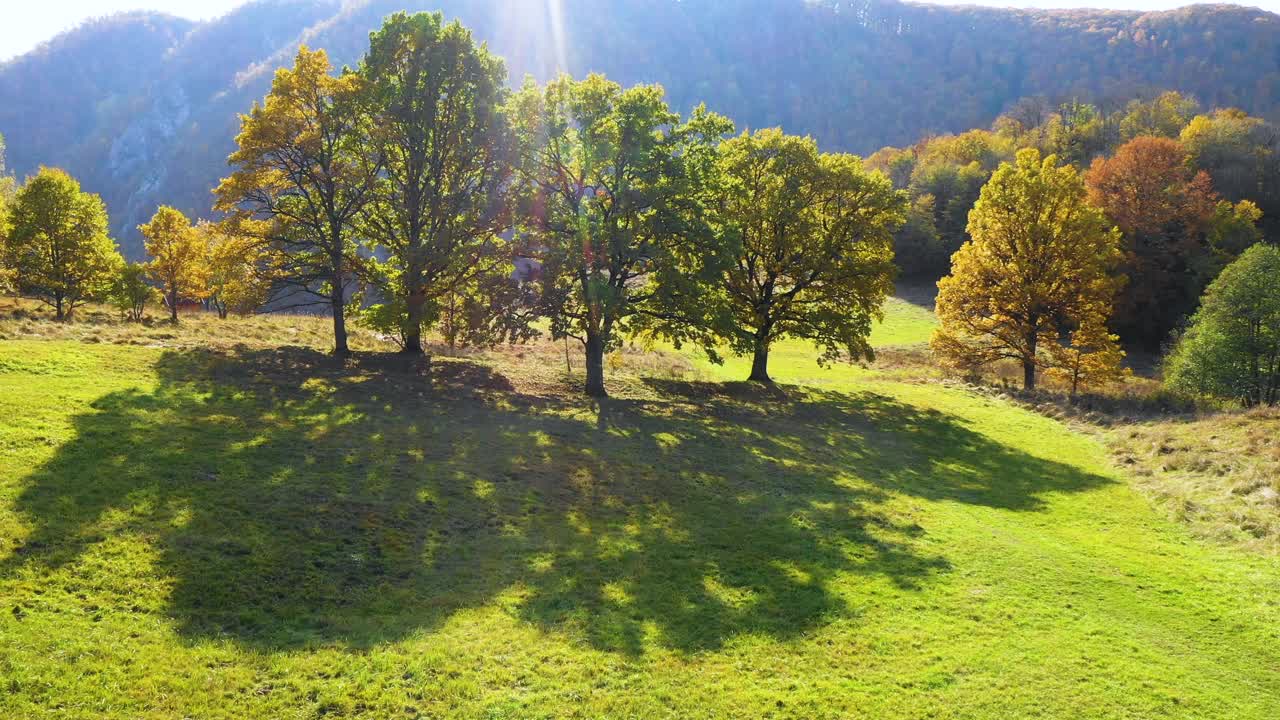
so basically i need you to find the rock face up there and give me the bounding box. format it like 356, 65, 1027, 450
3, 0, 1280, 255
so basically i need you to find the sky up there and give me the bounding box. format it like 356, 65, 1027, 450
2, 0, 1279, 62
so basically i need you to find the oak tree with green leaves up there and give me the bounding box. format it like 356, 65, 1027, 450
2, 167, 121, 320
932, 149, 1124, 391
707, 128, 905, 383
140, 206, 209, 324
215, 47, 379, 355
510, 74, 732, 397
358, 12, 516, 356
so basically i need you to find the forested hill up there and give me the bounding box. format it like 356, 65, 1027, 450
3, 0, 1279, 254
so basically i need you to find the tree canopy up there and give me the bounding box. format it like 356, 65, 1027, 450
215, 46, 379, 355
357, 11, 516, 356
510, 73, 732, 397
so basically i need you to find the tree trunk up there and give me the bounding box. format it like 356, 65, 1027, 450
584, 332, 607, 398
169, 288, 179, 324
54, 294, 65, 322
401, 283, 427, 356
749, 337, 772, 384
1023, 329, 1038, 391
331, 283, 350, 358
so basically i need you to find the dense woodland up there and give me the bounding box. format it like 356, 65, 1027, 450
3, 8, 1280, 408
2, 0, 1280, 250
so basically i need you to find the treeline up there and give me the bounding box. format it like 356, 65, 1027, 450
3, 13, 1279, 408
870, 91, 1273, 347
0, 13, 904, 399
4, 1, 1280, 249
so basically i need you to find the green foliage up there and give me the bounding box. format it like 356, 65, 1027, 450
107, 262, 161, 322
702, 128, 905, 382
1165, 244, 1280, 406
1119, 91, 1199, 141
510, 73, 732, 396
1, 167, 121, 320
933, 149, 1123, 390
357, 11, 518, 355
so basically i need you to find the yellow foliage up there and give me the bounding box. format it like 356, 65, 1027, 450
141, 206, 209, 321
931, 148, 1124, 390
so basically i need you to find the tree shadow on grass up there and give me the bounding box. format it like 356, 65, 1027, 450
2, 346, 1112, 655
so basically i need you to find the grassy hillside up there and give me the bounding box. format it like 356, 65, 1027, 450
1, 305, 1278, 718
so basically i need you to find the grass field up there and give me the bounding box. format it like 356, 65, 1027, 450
1, 299, 1278, 718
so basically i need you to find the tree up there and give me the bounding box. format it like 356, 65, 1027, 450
1165, 244, 1280, 407
201, 222, 272, 318
0, 134, 14, 293
1045, 315, 1129, 400
706, 128, 904, 383
1119, 91, 1199, 141
1180, 109, 1280, 234
358, 12, 516, 356
1085, 136, 1226, 346
108, 262, 160, 322
2, 167, 121, 320
215, 47, 379, 356
141, 206, 209, 323
932, 149, 1123, 391
510, 74, 732, 397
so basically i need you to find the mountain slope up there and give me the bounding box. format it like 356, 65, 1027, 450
2, 0, 1279, 254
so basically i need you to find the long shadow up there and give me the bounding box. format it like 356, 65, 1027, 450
2, 346, 1112, 655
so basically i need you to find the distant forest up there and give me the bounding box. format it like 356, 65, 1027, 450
2, 0, 1280, 252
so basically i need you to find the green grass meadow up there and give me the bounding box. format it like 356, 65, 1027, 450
1, 297, 1278, 718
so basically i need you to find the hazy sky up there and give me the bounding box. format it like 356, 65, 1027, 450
2, 1, 1278, 62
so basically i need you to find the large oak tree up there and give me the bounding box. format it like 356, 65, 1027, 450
707, 128, 904, 383
932, 149, 1123, 391
510, 74, 731, 397
215, 47, 379, 356
358, 12, 515, 356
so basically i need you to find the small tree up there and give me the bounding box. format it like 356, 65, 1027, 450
108, 262, 160, 322
1045, 315, 1130, 400
202, 222, 271, 318
1165, 244, 1280, 407
141, 206, 209, 323
932, 149, 1123, 391
2, 167, 121, 320
706, 128, 904, 383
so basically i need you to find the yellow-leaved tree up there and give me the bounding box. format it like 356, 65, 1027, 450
141, 206, 209, 323
932, 148, 1124, 391
200, 221, 272, 318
